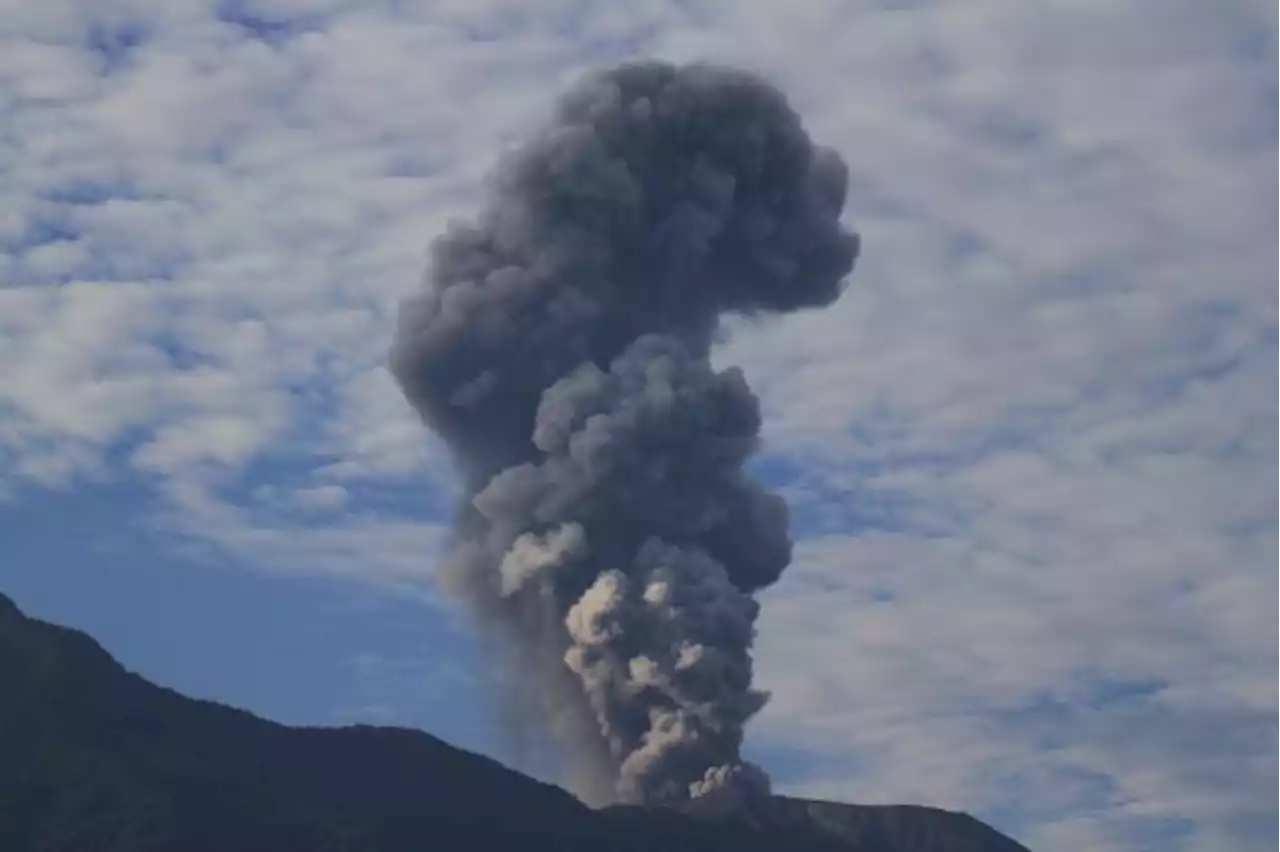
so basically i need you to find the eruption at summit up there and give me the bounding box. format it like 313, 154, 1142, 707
389, 60, 860, 806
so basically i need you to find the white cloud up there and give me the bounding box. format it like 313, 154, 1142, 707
0, 1, 1273, 850
289, 483, 348, 512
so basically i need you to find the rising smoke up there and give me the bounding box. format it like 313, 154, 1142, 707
389, 60, 859, 806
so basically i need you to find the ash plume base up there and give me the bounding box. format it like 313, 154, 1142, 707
390, 59, 859, 805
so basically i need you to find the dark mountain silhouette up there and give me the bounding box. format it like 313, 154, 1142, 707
0, 591, 1032, 851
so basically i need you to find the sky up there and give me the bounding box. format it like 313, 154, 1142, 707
0, 1, 1275, 850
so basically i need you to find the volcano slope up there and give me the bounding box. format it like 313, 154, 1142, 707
0, 592, 1032, 852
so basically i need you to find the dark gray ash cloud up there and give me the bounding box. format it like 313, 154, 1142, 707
389, 59, 859, 805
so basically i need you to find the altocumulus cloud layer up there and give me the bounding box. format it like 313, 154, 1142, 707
389, 60, 859, 804
0, 1, 1273, 849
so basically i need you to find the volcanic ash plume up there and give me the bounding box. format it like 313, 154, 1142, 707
389, 60, 859, 805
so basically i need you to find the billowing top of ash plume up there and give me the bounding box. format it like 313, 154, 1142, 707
390, 59, 859, 806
